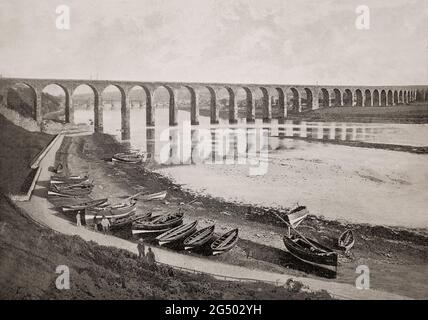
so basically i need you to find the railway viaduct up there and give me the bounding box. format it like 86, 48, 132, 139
0, 77, 427, 140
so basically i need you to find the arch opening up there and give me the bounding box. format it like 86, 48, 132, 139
41, 84, 68, 123
364, 89, 372, 107
343, 89, 353, 107
373, 90, 380, 106
286, 87, 300, 113
6, 83, 37, 120
355, 89, 363, 107
380, 90, 387, 107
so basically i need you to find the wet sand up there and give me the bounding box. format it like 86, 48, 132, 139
55, 133, 428, 299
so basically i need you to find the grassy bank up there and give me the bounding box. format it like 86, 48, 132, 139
0, 114, 53, 194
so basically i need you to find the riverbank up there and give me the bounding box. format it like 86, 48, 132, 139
55, 133, 428, 299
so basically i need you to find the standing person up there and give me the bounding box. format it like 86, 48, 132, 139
101, 215, 110, 234
76, 212, 82, 227
146, 247, 156, 269
137, 239, 146, 259
93, 215, 99, 232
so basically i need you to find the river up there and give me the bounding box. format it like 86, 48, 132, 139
74, 108, 428, 228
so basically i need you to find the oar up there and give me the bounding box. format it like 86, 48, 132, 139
270, 211, 328, 253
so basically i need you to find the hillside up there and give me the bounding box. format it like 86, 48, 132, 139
0, 114, 53, 194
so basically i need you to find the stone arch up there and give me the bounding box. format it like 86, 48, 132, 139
274, 87, 286, 121
387, 90, 393, 106
343, 89, 353, 107
355, 89, 363, 107
71, 84, 100, 131
100, 84, 127, 137
318, 88, 330, 108
41, 83, 71, 123
223, 86, 238, 124
393, 90, 399, 104
151, 84, 178, 126
373, 89, 380, 106
6, 82, 39, 120
380, 90, 387, 106
181, 85, 198, 125
285, 87, 300, 113
399, 90, 403, 104
364, 89, 372, 107
332, 88, 342, 107
205, 86, 219, 124
300, 88, 313, 111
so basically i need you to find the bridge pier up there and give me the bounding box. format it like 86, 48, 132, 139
277, 90, 287, 123
228, 88, 238, 124
189, 88, 199, 125
261, 88, 271, 123
168, 88, 178, 127
209, 88, 219, 125
94, 95, 103, 133
121, 97, 131, 140
146, 91, 155, 126
245, 89, 255, 123
65, 95, 74, 124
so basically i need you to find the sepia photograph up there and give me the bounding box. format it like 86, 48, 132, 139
0, 0, 427, 308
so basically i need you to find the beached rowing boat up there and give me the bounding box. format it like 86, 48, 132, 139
283, 234, 338, 274
211, 228, 239, 255
139, 190, 167, 201
131, 211, 184, 234
110, 211, 152, 230
285, 205, 308, 228
85, 200, 137, 221
51, 174, 90, 184
183, 225, 215, 250
61, 198, 108, 212
112, 152, 146, 164
48, 182, 94, 197
338, 229, 355, 252
156, 221, 198, 245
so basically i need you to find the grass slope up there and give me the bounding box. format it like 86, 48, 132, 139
0, 114, 53, 193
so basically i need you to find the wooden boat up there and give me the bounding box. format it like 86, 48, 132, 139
285, 205, 308, 228
110, 211, 152, 230
112, 152, 146, 164
183, 225, 215, 250
211, 228, 239, 255
139, 190, 167, 201
156, 221, 198, 245
131, 211, 184, 235
48, 183, 93, 197
338, 229, 355, 252
85, 201, 137, 221
283, 234, 338, 274
51, 174, 90, 184
61, 198, 108, 212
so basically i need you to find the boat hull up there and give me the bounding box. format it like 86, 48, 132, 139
156, 221, 198, 246
283, 235, 338, 275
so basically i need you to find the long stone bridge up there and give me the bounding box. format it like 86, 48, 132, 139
0, 77, 427, 140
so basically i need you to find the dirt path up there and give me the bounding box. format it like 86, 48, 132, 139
12, 132, 412, 300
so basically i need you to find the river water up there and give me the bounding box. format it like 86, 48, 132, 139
75, 108, 428, 228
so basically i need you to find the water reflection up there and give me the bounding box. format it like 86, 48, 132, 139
73, 109, 428, 162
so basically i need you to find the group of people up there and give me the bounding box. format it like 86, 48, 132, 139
137, 239, 156, 267
75, 212, 111, 234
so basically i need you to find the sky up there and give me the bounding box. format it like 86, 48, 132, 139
0, 0, 427, 86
